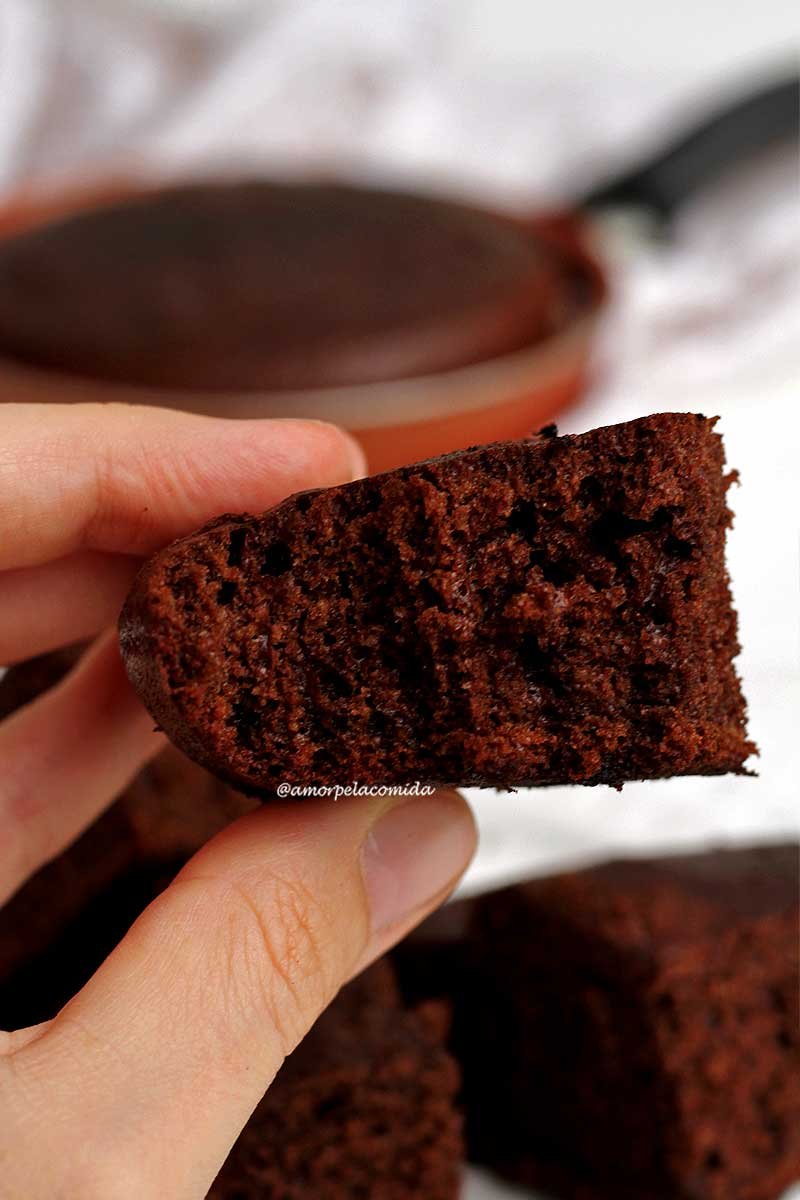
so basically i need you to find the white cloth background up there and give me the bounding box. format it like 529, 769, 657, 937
0, 3, 797, 1197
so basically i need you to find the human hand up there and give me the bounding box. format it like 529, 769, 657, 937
0, 403, 477, 1197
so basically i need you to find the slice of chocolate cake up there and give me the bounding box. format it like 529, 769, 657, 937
209, 959, 462, 1199
394, 843, 800, 1200
120, 413, 752, 792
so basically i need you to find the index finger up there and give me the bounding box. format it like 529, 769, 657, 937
0, 403, 365, 570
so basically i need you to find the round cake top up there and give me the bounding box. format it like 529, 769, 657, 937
0, 180, 581, 392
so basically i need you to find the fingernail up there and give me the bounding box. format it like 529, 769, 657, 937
361, 792, 476, 934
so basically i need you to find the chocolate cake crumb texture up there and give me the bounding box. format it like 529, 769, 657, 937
120, 413, 752, 792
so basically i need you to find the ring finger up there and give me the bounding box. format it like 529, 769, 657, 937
0, 631, 163, 904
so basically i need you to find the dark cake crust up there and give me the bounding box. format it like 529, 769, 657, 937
0, 180, 582, 391
120, 413, 751, 792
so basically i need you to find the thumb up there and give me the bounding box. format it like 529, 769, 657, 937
7, 789, 476, 1199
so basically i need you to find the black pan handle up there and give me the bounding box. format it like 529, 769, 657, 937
579, 72, 799, 223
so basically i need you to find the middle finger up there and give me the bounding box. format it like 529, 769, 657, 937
0, 550, 140, 664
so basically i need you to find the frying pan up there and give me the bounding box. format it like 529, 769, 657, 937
0, 72, 796, 473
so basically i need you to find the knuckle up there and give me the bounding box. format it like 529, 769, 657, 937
81, 430, 152, 551
188, 871, 340, 1059
81, 416, 217, 552
227, 874, 332, 1054
81, 411, 203, 551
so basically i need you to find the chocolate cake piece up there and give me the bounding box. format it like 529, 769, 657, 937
120, 412, 752, 792
393, 897, 476, 1015
210, 959, 462, 1199
0, 180, 584, 391
396, 844, 800, 1200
